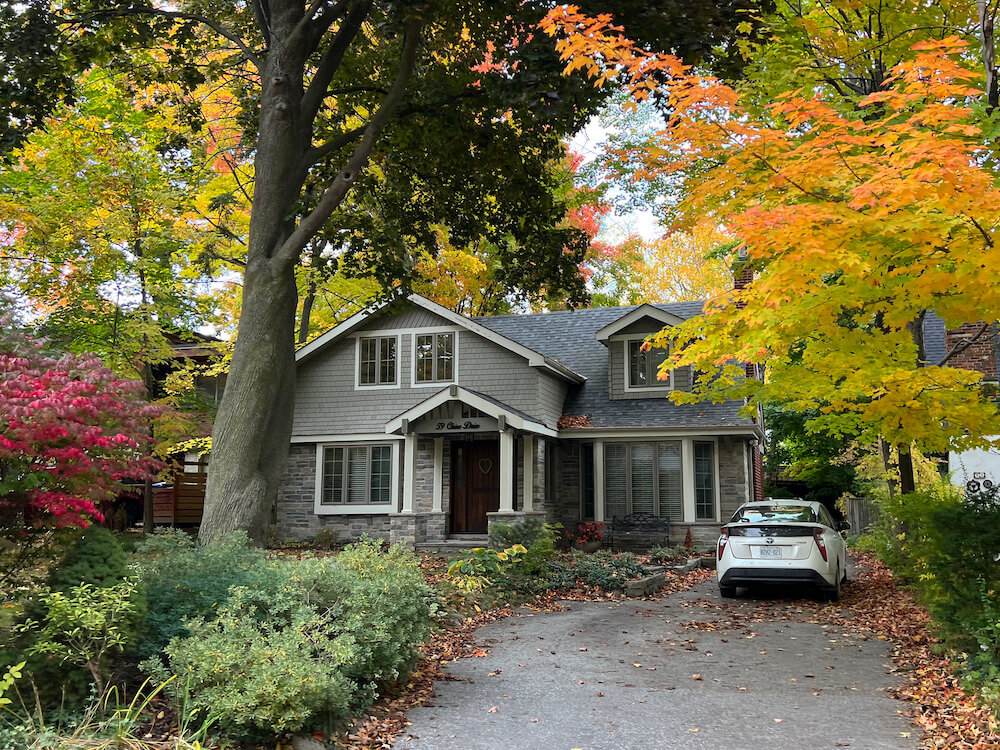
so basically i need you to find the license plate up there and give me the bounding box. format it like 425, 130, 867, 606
758, 546, 782, 558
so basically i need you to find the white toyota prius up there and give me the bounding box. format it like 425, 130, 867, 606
716, 499, 850, 601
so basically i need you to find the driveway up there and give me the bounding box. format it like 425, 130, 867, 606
395, 569, 919, 750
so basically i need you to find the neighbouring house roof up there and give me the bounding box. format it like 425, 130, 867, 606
475, 302, 759, 432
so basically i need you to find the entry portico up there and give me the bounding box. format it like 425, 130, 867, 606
387, 384, 554, 526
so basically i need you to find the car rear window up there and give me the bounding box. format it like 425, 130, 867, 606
731, 505, 817, 523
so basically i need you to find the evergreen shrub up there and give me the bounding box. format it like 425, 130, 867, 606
142, 536, 434, 740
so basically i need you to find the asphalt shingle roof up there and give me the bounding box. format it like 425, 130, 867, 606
475, 303, 756, 430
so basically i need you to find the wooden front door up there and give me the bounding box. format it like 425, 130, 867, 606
450, 440, 500, 534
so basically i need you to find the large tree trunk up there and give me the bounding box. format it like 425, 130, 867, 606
198, 3, 420, 543
200, 6, 307, 544
200, 265, 298, 543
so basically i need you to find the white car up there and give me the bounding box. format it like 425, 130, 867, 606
716, 499, 850, 601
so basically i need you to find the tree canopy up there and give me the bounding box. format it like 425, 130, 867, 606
0, 0, 769, 540
542, 6, 1000, 469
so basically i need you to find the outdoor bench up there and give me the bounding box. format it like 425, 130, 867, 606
606, 512, 671, 551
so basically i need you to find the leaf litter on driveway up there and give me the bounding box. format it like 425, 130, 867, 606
335, 554, 999, 749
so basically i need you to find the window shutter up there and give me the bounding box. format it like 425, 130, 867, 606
604, 444, 627, 519
630, 443, 655, 514
657, 442, 683, 520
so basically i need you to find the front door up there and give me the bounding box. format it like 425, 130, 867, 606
450, 440, 500, 534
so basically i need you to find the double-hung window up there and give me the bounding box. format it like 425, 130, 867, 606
415, 332, 454, 383
604, 442, 684, 520
627, 339, 670, 389
321, 444, 393, 506
359, 336, 396, 386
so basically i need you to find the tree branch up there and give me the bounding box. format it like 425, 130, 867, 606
299, 126, 367, 172
250, 0, 271, 48
76, 7, 263, 70
300, 1, 373, 123
297, 0, 351, 56
277, 16, 422, 266
936, 321, 994, 367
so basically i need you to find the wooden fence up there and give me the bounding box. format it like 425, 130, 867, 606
845, 496, 880, 536
152, 459, 208, 526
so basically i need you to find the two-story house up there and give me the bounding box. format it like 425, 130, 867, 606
276, 293, 765, 548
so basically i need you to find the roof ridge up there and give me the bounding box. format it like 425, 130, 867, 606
475, 300, 705, 323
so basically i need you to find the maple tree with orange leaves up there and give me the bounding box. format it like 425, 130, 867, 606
542, 7, 1000, 476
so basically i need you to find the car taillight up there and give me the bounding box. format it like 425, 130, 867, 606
813, 527, 828, 562
718, 527, 729, 559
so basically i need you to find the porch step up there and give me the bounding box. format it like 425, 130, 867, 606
415, 537, 489, 556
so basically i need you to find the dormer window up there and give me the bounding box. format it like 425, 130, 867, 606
628, 339, 670, 389
415, 332, 454, 383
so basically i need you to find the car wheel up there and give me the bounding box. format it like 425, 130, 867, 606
719, 585, 737, 598
826, 565, 842, 602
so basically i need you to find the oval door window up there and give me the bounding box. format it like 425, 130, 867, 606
479, 458, 493, 474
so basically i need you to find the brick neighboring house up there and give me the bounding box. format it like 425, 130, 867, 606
924, 315, 1000, 487
276, 294, 764, 548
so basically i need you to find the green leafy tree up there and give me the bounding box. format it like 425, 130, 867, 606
3, 1, 768, 542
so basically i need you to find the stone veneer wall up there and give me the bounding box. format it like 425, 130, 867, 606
276, 443, 393, 543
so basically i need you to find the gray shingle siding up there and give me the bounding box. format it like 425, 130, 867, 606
292, 308, 555, 436
457, 331, 549, 424
362, 305, 450, 331
536, 373, 568, 430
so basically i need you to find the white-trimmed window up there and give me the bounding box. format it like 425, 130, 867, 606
321, 444, 393, 506
415, 332, 454, 383
694, 441, 716, 520
604, 441, 684, 520
359, 336, 396, 386
627, 339, 670, 389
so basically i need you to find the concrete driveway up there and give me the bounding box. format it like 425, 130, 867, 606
395, 571, 919, 750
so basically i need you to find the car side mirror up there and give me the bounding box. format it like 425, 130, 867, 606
837, 521, 851, 532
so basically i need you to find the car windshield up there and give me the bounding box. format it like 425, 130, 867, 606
731, 505, 817, 524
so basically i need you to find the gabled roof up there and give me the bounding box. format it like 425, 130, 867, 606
385, 385, 557, 437
475, 302, 759, 431
295, 293, 585, 384
594, 304, 686, 343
